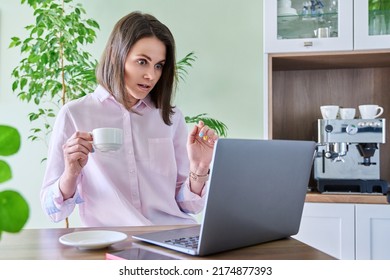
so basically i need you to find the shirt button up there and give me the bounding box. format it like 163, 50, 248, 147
130, 169, 135, 174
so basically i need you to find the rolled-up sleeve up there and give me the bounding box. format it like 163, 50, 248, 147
42, 177, 84, 222
176, 179, 207, 214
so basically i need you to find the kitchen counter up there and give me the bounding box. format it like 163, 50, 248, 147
305, 191, 389, 204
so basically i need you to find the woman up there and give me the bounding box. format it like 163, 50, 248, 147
40, 11, 218, 227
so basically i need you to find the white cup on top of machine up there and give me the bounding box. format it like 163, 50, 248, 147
358, 105, 384, 119
339, 108, 356, 120
320, 105, 339, 120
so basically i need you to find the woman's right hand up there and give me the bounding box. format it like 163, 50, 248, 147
60, 131, 93, 199
63, 131, 94, 177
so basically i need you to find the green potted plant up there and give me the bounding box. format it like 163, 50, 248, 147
10, 0, 100, 145
0, 125, 29, 239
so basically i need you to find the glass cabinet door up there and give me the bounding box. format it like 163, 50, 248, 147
354, 0, 390, 50
264, 0, 353, 53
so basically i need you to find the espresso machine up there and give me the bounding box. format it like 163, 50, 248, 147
314, 118, 388, 194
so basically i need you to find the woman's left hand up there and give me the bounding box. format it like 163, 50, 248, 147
187, 120, 219, 176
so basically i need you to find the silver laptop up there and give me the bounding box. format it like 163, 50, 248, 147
132, 138, 316, 256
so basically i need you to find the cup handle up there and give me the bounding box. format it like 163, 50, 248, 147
375, 106, 384, 118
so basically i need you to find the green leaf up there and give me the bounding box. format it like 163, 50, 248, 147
27, 54, 40, 63
185, 113, 228, 137
37, 27, 44, 37
20, 78, 28, 89
12, 80, 19, 91
176, 51, 196, 82
0, 161, 12, 184
9, 37, 21, 48
28, 113, 38, 121
86, 19, 100, 29
0, 190, 29, 235
0, 126, 21, 156
30, 128, 41, 133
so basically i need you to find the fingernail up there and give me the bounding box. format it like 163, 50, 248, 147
203, 135, 209, 141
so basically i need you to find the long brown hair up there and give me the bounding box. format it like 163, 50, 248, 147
96, 11, 176, 125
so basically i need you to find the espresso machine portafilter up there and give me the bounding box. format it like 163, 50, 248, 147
314, 118, 388, 193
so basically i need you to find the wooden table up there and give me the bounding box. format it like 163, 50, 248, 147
0, 225, 335, 260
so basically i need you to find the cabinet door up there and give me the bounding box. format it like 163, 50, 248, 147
264, 0, 353, 53
293, 202, 355, 259
355, 204, 390, 260
354, 0, 390, 50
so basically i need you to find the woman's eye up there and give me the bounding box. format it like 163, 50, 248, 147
137, 59, 146, 65
155, 63, 164, 70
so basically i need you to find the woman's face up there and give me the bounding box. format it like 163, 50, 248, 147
124, 36, 166, 107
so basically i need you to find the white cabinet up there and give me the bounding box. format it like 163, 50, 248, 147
294, 202, 390, 260
293, 203, 355, 260
264, 0, 390, 53
355, 204, 390, 259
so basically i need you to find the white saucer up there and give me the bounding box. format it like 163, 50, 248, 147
59, 230, 127, 250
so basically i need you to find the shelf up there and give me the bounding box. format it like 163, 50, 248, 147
278, 12, 338, 39
271, 50, 390, 71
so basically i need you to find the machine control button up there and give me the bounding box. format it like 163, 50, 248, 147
325, 151, 332, 158
346, 124, 358, 135
325, 125, 333, 132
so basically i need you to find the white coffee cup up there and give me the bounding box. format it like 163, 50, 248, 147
339, 108, 356, 120
92, 128, 123, 152
358, 105, 384, 119
320, 105, 339, 119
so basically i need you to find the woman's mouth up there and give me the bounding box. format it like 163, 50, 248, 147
138, 84, 151, 92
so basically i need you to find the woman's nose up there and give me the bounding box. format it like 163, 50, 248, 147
144, 68, 156, 80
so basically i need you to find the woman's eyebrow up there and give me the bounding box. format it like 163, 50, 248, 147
137, 53, 165, 64
137, 53, 152, 61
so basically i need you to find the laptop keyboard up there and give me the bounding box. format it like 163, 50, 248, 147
165, 235, 199, 249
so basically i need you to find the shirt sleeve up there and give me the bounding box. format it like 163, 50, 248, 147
173, 109, 207, 214
40, 105, 82, 223
176, 179, 207, 214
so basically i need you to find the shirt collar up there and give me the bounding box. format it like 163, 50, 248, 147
94, 85, 113, 102
133, 95, 154, 111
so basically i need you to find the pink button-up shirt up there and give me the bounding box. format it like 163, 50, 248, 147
40, 85, 206, 227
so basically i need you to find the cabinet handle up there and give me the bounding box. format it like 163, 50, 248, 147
304, 41, 313, 47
